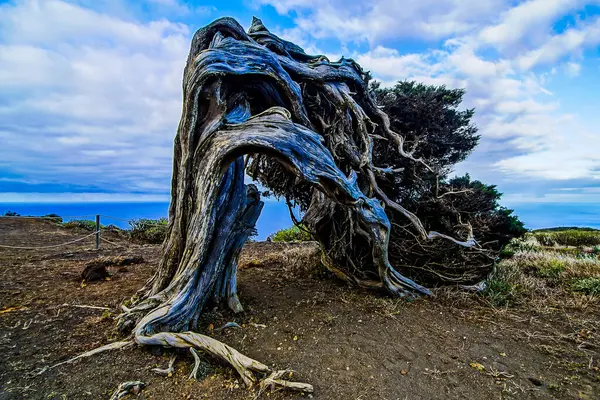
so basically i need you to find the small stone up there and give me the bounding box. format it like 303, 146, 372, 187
401, 370, 408, 375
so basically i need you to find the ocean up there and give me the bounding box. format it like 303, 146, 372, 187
2, 201, 599, 241
0, 201, 295, 241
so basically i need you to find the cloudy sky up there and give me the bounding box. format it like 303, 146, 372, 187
1, 0, 600, 229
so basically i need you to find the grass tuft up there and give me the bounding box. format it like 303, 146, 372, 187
571, 278, 600, 296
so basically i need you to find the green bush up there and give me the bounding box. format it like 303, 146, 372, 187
572, 278, 600, 296
63, 219, 97, 231
270, 224, 312, 242
129, 218, 168, 244
3, 211, 20, 216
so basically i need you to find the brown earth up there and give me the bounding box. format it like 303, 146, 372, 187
0, 218, 598, 400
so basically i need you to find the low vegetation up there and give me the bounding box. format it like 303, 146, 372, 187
270, 224, 313, 242
485, 228, 600, 307
532, 229, 600, 247
43, 213, 63, 223
62, 219, 98, 231
2, 211, 170, 244
128, 218, 168, 244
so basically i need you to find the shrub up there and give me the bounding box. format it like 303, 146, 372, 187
3, 211, 20, 216
129, 218, 168, 244
572, 278, 600, 296
63, 219, 97, 231
270, 224, 313, 242
43, 213, 63, 223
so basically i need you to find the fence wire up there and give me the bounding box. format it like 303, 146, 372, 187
0, 214, 168, 250
0, 231, 99, 250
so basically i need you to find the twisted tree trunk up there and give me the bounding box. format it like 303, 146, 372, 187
115, 16, 480, 391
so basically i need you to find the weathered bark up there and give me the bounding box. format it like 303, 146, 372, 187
116, 16, 483, 390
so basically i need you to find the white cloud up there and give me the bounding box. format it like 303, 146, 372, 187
258, 0, 600, 196
0, 192, 170, 203
259, 0, 508, 43
515, 16, 600, 70
478, 0, 584, 50
0, 0, 192, 194
2, 0, 600, 208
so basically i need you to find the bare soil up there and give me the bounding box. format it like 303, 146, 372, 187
1, 219, 598, 399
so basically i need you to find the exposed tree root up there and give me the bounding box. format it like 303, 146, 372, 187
151, 353, 177, 376
259, 369, 313, 394
35, 340, 132, 376
109, 381, 145, 400
188, 348, 202, 380
134, 329, 313, 392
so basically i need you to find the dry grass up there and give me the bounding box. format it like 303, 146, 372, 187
485, 233, 600, 309
239, 241, 323, 276
532, 229, 600, 247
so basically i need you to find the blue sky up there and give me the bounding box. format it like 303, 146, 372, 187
1, 0, 600, 230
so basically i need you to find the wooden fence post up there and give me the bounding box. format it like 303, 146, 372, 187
95, 214, 100, 250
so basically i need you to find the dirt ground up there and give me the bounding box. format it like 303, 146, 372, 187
1, 219, 599, 400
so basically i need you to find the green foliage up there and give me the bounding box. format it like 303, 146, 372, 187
484, 278, 519, 307
367, 82, 526, 284
532, 230, 600, 247
129, 218, 168, 244
536, 259, 566, 279
3, 211, 20, 216
63, 219, 97, 231
571, 278, 600, 296
43, 213, 63, 223
370, 80, 480, 171
270, 224, 312, 242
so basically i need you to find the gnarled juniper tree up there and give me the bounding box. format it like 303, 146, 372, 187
112, 17, 524, 391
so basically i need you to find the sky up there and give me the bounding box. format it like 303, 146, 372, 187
1, 0, 600, 230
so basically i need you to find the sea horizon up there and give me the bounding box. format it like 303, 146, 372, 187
0, 201, 297, 241
2, 201, 600, 240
